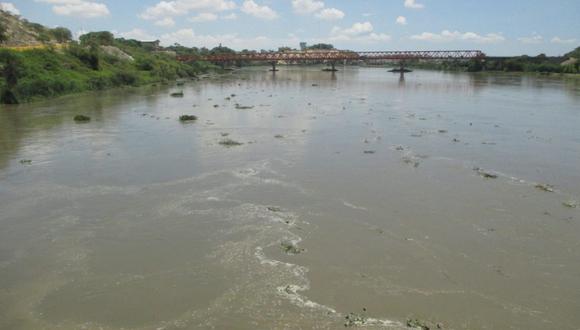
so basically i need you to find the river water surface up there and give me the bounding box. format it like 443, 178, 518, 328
1, 67, 579, 329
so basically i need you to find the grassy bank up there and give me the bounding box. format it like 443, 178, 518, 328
0, 36, 215, 104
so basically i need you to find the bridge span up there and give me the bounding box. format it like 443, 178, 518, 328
176, 50, 486, 71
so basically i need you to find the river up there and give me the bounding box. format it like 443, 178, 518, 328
1, 67, 579, 329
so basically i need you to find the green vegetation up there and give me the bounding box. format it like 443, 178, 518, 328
73, 115, 91, 122
0, 12, 221, 104
219, 138, 243, 147
0, 35, 218, 104
179, 115, 197, 122
405, 47, 580, 74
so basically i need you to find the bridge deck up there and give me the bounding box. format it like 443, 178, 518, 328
177, 50, 485, 63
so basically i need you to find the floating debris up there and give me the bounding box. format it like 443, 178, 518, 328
406, 318, 441, 329
219, 138, 243, 147
402, 156, 420, 168
179, 115, 198, 122
363, 150, 376, 154
170, 91, 184, 97
235, 104, 254, 110
474, 167, 498, 179
345, 312, 368, 327
19, 159, 32, 165
395, 146, 405, 151
220, 133, 230, 137
73, 115, 91, 122
281, 240, 304, 255
562, 200, 579, 208
274, 135, 285, 139
535, 184, 555, 192
267, 206, 283, 212
438, 129, 448, 134
452, 138, 461, 143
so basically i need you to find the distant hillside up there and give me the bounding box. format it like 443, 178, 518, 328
0, 9, 71, 47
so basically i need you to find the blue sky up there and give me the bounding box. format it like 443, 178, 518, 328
2, 0, 579, 55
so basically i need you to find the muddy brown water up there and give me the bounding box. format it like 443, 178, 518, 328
1, 67, 579, 329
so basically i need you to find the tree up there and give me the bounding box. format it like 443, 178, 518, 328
79, 31, 114, 47
51, 27, 72, 43
0, 50, 20, 104
0, 22, 7, 44
308, 43, 334, 50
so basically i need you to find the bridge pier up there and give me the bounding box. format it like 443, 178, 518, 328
323, 61, 338, 72
269, 61, 279, 72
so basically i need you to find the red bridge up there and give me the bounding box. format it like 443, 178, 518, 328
177, 50, 485, 71
178, 50, 484, 62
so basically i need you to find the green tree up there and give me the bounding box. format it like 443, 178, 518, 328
0, 22, 7, 44
0, 50, 20, 104
50, 27, 72, 43
80, 31, 114, 47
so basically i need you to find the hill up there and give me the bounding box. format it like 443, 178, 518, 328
0, 9, 70, 47
0, 12, 214, 104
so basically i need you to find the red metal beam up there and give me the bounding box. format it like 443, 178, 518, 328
176, 50, 486, 63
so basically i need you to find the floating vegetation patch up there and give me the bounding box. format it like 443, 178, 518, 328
406, 318, 442, 329
19, 159, 32, 165
344, 312, 368, 327
562, 200, 579, 208
170, 91, 184, 97
474, 167, 498, 179
535, 184, 554, 192
219, 138, 243, 147
280, 240, 304, 255
235, 104, 254, 110
179, 115, 198, 122
73, 115, 91, 122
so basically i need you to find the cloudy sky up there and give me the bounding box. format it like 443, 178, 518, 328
2, 0, 579, 55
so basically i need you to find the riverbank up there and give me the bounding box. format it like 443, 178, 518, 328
0, 43, 217, 105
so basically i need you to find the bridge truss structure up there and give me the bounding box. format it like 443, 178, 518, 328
177, 50, 485, 63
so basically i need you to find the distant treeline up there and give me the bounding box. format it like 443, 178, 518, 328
407, 47, 580, 74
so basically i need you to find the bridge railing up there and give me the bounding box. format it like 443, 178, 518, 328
176, 50, 485, 63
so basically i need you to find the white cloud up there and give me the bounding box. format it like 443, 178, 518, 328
190, 12, 218, 22
315, 8, 344, 21
517, 33, 543, 44
140, 0, 236, 20
329, 22, 391, 43
241, 0, 278, 20
551, 36, 578, 44
155, 17, 176, 27
222, 13, 237, 20
159, 28, 272, 49
0, 2, 19, 15
333, 22, 373, 36
411, 30, 505, 43
404, 0, 424, 9
292, 0, 324, 15
396, 16, 407, 25
117, 28, 156, 41
37, 0, 110, 18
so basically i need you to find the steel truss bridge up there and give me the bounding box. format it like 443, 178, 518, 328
177, 50, 484, 62
177, 50, 485, 71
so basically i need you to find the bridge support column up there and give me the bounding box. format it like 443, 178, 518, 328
324, 61, 338, 72
269, 61, 279, 72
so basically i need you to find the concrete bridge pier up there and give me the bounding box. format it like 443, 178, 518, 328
323, 61, 338, 72
269, 61, 279, 72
